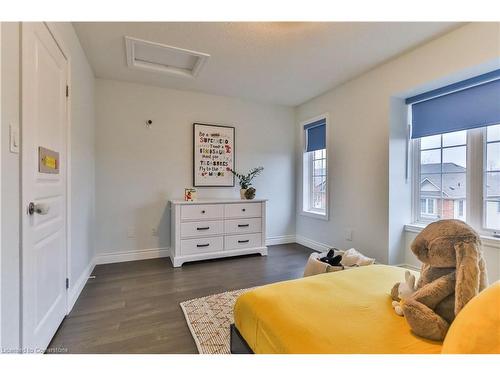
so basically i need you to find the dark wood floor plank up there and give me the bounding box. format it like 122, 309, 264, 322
48, 243, 312, 353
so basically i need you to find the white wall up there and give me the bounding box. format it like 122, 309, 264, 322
95, 79, 296, 261
295, 22, 500, 264
0, 22, 95, 349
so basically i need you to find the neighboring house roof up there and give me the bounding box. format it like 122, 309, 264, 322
421, 163, 466, 199
420, 163, 500, 199
421, 163, 465, 174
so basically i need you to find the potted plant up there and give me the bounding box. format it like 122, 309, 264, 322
229, 167, 264, 199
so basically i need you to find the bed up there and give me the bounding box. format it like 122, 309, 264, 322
232, 264, 444, 354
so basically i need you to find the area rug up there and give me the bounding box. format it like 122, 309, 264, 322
180, 287, 255, 354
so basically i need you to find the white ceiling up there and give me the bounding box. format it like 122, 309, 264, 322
74, 22, 461, 106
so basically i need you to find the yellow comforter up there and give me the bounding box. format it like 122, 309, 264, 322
234, 264, 443, 354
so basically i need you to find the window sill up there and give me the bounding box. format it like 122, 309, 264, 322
300, 210, 329, 221
405, 223, 500, 249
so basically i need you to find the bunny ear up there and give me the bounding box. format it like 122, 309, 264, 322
408, 274, 416, 288
478, 256, 489, 291
454, 241, 481, 315
404, 270, 411, 282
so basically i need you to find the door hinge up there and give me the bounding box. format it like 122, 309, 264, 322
66, 85, 69, 98
66, 278, 69, 289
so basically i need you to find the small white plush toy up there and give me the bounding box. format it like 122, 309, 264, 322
391, 271, 417, 316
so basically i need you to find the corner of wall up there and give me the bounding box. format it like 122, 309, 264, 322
388, 97, 412, 265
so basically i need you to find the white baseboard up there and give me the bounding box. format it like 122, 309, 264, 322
94, 247, 171, 265
265, 235, 296, 246
67, 259, 95, 314
94, 237, 296, 266
295, 235, 333, 252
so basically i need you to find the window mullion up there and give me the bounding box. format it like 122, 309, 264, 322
467, 128, 484, 232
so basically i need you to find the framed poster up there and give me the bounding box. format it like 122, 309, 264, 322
193, 123, 235, 187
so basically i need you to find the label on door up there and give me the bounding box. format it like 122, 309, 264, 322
39, 147, 59, 174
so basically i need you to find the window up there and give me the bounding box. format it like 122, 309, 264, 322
302, 115, 328, 219
310, 149, 327, 212
407, 71, 500, 236
412, 124, 499, 235
417, 130, 467, 222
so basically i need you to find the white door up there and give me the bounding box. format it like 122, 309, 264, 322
22, 22, 68, 352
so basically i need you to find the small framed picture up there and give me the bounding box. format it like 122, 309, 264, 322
184, 188, 197, 202
193, 123, 235, 187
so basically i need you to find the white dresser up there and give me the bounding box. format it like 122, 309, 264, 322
170, 199, 268, 267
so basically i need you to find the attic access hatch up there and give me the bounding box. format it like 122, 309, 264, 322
125, 36, 210, 78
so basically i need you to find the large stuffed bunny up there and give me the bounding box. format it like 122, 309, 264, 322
391, 219, 488, 341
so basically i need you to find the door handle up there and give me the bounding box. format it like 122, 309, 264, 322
28, 202, 50, 216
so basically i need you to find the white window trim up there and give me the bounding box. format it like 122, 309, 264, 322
405, 223, 500, 249
300, 113, 329, 221
410, 126, 500, 239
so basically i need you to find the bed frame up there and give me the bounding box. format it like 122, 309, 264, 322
230, 324, 254, 354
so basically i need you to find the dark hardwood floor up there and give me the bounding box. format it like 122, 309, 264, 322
48, 243, 312, 354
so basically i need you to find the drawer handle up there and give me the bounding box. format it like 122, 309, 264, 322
197, 243, 210, 248
201, 210, 206, 214
238, 224, 250, 228
197, 227, 210, 231
238, 240, 250, 244
242, 208, 246, 212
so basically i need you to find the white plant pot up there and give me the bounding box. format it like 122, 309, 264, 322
240, 189, 247, 199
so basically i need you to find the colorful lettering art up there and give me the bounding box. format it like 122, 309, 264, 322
193, 124, 235, 187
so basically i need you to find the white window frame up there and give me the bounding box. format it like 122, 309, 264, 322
301, 113, 329, 221
410, 124, 499, 238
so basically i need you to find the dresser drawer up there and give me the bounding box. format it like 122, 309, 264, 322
225, 233, 262, 251
224, 203, 261, 219
181, 236, 223, 255
181, 220, 224, 238
181, 204, 224, 221
224, 218, 262, 234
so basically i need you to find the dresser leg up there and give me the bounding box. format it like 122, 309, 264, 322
172, 258, 183, 267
